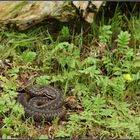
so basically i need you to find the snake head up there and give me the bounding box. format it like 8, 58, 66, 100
43, 86, 57, 99
44, 92, 56, 99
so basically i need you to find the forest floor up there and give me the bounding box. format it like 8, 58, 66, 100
0, 2, 140, 139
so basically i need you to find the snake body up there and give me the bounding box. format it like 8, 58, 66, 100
17, 85, 66, 122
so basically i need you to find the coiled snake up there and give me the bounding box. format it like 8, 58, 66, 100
17, 85, 66, 122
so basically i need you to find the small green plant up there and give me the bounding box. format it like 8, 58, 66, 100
59, 26, 70, 41
22, 51, 37, 64
51, 42, 80, 70
36, 75, 51, 86
116, 31, 131, 49
99, 25, 112, 45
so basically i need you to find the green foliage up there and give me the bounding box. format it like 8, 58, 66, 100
22, 51, 37, 64
56, 129, 70, 138
116, 31, 131, 49
39, 135, 48, 139
129, 18, 140, 41
0, 76, 29, 137
56, 97, 140, 138
99, 25, 112, 45
36, 75, 51, 86
59, 26, 70, 41
48, 42, 81, 76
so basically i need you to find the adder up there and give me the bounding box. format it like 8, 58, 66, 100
17, 84, 66, 122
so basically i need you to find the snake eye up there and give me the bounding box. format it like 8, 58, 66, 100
37, 102, 44, 106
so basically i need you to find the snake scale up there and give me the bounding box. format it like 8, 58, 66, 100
17, 85, 66, 122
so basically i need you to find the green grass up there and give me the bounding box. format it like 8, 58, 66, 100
0, 2, 140, 139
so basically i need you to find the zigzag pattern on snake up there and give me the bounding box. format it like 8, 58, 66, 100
17, 85, 66, 122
